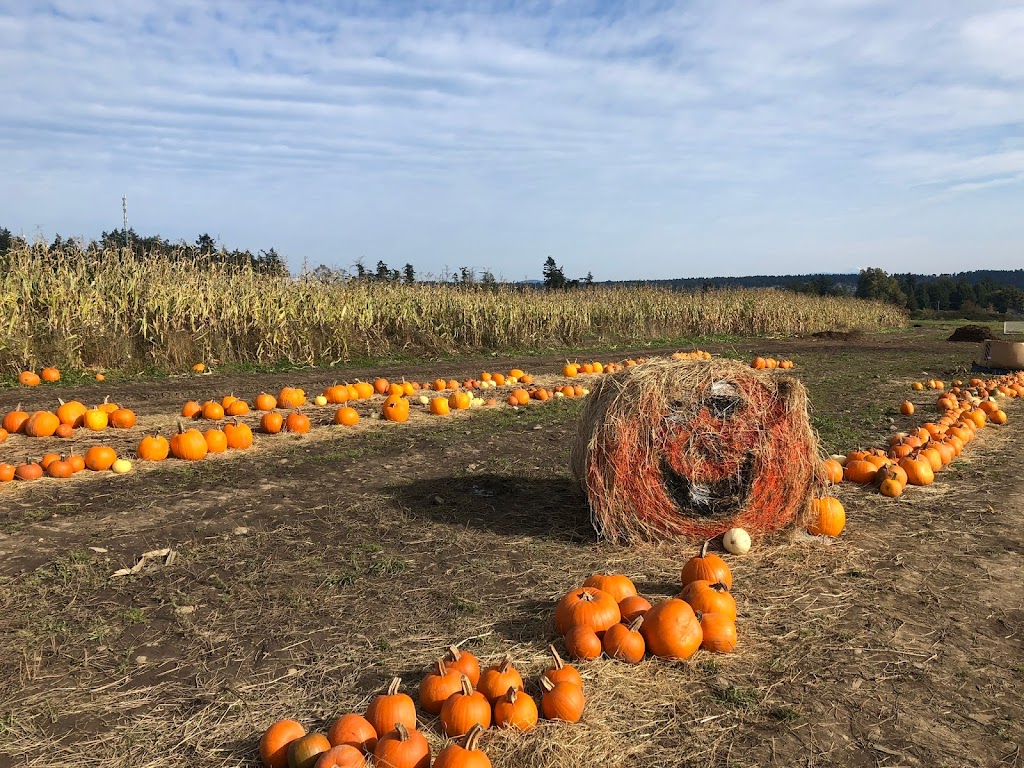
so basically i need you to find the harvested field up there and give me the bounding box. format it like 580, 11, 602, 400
0, 326, 1021, 768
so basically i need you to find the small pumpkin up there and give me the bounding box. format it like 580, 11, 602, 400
364, 678, 417, 740
639, 598, 703, 659
46, 456, 74, 479
15, 459, 43, 481
2, 405, 29, 434
383, 395, 410, 423
313, 744, 366, 768
493, 686, 538, 732
444, 645, 481, 687
563, 623, 602, 661
372, 723, 430, 768
477, 654, 523, 704
285, 411, 311, 434
84, 445, 117, 471
278, 386, 308, 409
544, 645, 583, 687
255, 393, 278, 411
97, 396, 120, 415
582, 573, 638, 603
0, 463, 15, 482
259, 719, 306, 768
539, 676, 585, 723
287, 733, 332, 768
806, 497, 845, 537
170, 421, 209, 461
333, 407, 360, 426
722, 527, 751, 555
226, 399, 250, 416
138, 433, 170, 461
111, 458, 132, 474
433, 724, 491, 768
262, 411, 285, 434
617, 595, 652, 623
553, 587, 621, 636
224, 419, 254, 449
326, 713, 377, 753
429, 397, 451, 416
678, 580, 737, 620
82, 407, 109, 431
109, 408, 136, 429
602, 616, 646, 663
697, 611, 737, 653
201, 400, 225, 420
25, 410, 60, 438
681, 541, 733, 590
419, 658, 463, 715
439, 674, 491, 738
0, 427, 7, 443
204, 428, 228, 453
56, 399, 88, 427
19, 371, 41, 386
182, 401, 202, 418
448, 390, 472, 411
41, 367, 60, 382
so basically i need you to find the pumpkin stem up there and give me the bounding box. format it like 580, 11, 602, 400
700, 540, 710, 559
459, 674, 473, 696
504, 686, 518, 704
435, 658, 448, 676
176, 419, 186, 434
497, 654, 514, 673
695, 610, 704, 622
628, 615, 644, 632
393, 722, 411, 742
446, 644, 462, 662
711, 582, 730, 593
548, 644, 566, 670
386, 677, 402, 696
579, 591, 596, 603
539, 674, 555, 693
462, 723, 484, 751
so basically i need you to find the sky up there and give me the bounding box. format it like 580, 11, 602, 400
1, 1, 1023, 281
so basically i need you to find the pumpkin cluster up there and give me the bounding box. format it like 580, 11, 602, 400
2, 398, 135, 439
751, 357, 794, 370
825, 371, 1020, 501
0, 446, 132, 481
17, 367, 60, 386
553, 548, 740, 666
257, 647, 588, 768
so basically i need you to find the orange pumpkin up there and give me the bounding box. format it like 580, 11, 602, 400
84, 445, 117, 471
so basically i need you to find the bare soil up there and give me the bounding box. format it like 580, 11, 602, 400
0, 328, 1020, 768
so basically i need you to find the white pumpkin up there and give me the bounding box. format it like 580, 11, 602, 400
111, 458, 133, 475
722, 527, 751, 555
314, 395, 328, 406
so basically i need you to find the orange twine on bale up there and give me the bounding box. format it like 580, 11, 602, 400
570, 357, 826, 542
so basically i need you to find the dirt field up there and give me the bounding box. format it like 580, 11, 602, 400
1, 326, 1021, 767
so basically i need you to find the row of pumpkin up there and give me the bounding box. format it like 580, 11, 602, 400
822, 371, 1021, 499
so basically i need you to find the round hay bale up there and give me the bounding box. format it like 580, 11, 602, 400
571, 357, 825, 543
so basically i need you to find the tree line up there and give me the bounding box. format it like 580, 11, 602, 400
0, 226, 288, 276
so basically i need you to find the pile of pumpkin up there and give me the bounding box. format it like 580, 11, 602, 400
823, 372, 1020, 499
750, 357, 794, 370
1, 397, 135, 439
553, 547, 740, 666
0, 397, 141, 481
16, 366, 107, 384
258, 647, 587, 768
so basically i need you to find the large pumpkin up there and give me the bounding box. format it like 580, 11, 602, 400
571, 358, 823, 541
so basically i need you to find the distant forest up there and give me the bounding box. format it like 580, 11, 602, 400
2, 225, 1021, 315
606, 268, 1024, 315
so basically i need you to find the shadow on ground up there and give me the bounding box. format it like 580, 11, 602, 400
388, 473, 593, 543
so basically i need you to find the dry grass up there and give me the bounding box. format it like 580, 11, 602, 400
0, 244, 907, 372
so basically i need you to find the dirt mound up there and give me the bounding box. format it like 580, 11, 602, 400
811, 329, 864, 341
947, 324, 996, 342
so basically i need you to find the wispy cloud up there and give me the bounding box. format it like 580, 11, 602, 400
1, 0, 1022, 278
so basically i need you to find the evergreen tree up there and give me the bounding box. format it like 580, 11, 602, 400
542, 256, 566, 289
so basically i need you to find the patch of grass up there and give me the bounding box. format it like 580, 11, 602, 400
712, 685, 760, 710
119, 607, 147, 626
767, 705, 800, 723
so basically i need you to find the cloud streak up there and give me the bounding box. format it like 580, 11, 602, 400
1, 0, 1022, 278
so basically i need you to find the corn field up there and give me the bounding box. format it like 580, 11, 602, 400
0, 244, 907, 372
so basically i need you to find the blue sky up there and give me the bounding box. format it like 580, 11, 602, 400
2, 1, 1022, 281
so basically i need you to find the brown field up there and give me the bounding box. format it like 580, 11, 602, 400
0, 324, 1021, 768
